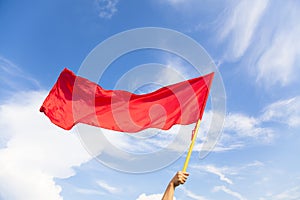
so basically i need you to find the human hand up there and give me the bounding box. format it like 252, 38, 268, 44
170, 171, 189, 188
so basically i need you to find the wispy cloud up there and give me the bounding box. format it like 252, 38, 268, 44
223, 113, 275, 144
0, 91, 91, 199
255, 1, 300, 87
180, 187, 208, 200
214, 95, 300, 150
95, 0, 119, 19
261, 96, 300, 128
218, 0, 269, 61
193, 164, 233, 185
195, 110, 274, 153
213, 185, 247, 200
96, 180, 120, 194
158, 0, 300, 88
217, 1, 300, 87
0, 56, 40, 97
270, 186, 300, 200
191, 161, 264, 187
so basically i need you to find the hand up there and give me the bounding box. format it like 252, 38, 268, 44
162, 171, 190, 200
170, 171, 189, 188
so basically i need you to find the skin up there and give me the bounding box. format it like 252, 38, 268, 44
162, 171, 189, 200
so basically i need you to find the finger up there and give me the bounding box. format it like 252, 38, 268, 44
179, 179, 186, 184
180, 177, 187, 183
182, 174, 188, 179
183, 172, 189, 176
178, 171, 189, 175
180, 172, 189, 177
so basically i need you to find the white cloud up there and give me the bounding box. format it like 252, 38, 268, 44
271, 186, 300, 200
191, 161, 264, 188
0, 91, 91, 200
215, 95, 300, 149
95, 0, 119, 19
96, 180, 120, 194
160, 1, 300, 88
213, 185, 247, 200
180, 187, 208, 200
243, 160, 264, 168
255, 2, 300, 87
161, 58, 194, 83
224, 113, 274, 143
184, 105, 277, 155
196, 143, 243, 152
261, 96, 300, 128
256, 28, 300, 87
196, 111, 274, 153
101, 123, 184, 153
218, 1, 300, 87
0, 56, 40, 94
86, 123, 193, 172
219, 0, 269, 61
195, 165, 233, 185
136, 193, 175, 200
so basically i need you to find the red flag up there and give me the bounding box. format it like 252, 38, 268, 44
40, 68, 214, 132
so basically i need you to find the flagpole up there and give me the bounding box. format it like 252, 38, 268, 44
182, 119, 201, 172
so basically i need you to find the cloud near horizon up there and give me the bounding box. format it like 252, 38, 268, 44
0, 91, 91, 200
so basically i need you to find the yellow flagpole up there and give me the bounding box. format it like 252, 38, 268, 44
182, 119, 201, 172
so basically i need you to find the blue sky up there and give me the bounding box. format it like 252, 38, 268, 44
1, 0, 300, 199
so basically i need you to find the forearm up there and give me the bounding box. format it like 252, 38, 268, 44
162, 182, 175, 200
162, 171, 189, 200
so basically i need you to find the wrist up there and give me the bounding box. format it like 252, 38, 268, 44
169, 181, 175, 189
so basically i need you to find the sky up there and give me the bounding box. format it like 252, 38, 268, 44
0, 0, 300, 199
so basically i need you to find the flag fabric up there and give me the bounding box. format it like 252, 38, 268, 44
40, 68, 214, 132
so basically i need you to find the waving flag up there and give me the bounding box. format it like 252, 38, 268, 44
40, 68, 214, 132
